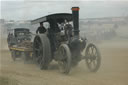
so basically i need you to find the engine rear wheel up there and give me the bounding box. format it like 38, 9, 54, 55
33, 34, 52, 69
58, 44, 71, 74
85, 43, 101, 72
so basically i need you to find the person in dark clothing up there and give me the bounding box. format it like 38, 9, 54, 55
36, 22, 46, 34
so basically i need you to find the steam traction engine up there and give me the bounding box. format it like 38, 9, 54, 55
31, 7, 101, 74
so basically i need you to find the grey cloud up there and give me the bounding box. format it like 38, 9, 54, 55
1, 1, 128, 20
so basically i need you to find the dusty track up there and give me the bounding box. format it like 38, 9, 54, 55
0, 38, 128, 85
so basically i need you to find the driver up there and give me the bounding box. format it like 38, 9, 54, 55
36, 22, 46, 34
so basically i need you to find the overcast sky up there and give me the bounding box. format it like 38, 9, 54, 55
1, 0, 128, 20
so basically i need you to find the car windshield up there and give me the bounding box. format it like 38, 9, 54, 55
17, 32, 25, 36
16, 31, 29, 36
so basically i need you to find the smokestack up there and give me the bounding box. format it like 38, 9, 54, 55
72, 7, 80, 36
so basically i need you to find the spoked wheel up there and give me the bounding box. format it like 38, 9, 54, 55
85, 43, 101, 72
33, 37, 43, 65
33, 34, 52, 70
58, 44, 71, 74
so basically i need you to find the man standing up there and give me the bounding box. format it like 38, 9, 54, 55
36, 22, 46, 34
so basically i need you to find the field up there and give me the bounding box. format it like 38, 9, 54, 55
0, 36, 128, 85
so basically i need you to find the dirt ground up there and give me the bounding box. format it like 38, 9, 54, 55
0, 37, 128, 85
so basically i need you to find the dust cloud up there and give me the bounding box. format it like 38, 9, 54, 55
0, 23, 128, 85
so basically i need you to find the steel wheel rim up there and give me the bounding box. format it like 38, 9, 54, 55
34, 38, 43, 64
59, 46, 67, 72
86, 44, 100, 71
58, 45, 71, 74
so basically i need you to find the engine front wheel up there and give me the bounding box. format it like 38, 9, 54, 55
85, 43, 101, 72
58, 44, 72, 74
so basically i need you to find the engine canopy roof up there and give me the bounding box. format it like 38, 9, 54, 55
31, 13, 72, 24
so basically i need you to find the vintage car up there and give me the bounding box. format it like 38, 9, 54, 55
8, 28, 33, 62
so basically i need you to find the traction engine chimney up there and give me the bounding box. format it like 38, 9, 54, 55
72, 7, 80, 36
